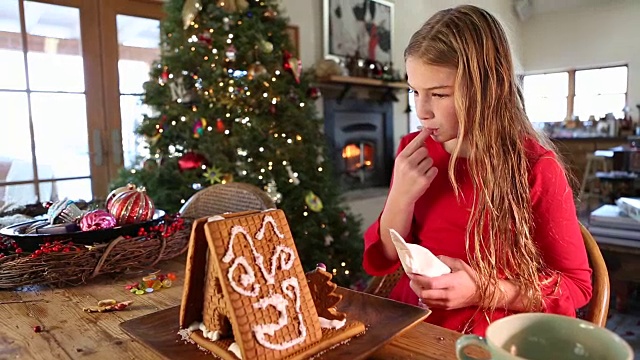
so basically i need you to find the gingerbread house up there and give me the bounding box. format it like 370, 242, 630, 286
179, 209, 365, 360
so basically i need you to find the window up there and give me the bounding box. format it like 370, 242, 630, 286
0, 0, 162, 211
523, 65, 628, 122
0, 1, 93, 209
523, 72, 568, 123
574, 66, 627, 120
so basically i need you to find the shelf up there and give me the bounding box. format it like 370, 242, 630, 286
320, 75, 408, 89
315, 75, 407, 104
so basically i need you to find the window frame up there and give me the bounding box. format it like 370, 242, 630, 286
523, 64, 629, 122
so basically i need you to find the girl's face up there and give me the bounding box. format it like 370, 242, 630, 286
406, 57, 461, 154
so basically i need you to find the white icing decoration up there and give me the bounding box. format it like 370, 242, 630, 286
177, 328, 195, 344
269, 245, 295, 277
240, 274, 253, 287
251, 277, 307, 350
188, 321, 200, 331
204, 329, 221, 341
223, 223, 295, 286
228, 342, 242, 359
187, 322, 221, 342
319, 317, 346, 330
227, 257, 260, 297
219, 214, 308, 351
208, 215, 225, 222
255, 215, 285, 240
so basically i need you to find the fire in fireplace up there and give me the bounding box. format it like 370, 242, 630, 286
323, 97, 394, 190
342, 141, 375, 183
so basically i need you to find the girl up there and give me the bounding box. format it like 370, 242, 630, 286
362, 5, 592, 335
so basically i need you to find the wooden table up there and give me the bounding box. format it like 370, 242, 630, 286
0, 256, 482, 360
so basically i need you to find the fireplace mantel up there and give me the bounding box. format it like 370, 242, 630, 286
315, 75, 408, 104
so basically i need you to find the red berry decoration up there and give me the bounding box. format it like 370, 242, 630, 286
106, 183, 137, 211
33, 325, 42, 333
109, 187, 155, 225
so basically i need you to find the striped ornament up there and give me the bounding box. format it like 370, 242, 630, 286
106, 183, 137, 211
108, 187, 155, 225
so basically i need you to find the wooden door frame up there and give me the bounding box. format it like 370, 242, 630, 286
98, 0, 165, 192
13, 0, 108, 202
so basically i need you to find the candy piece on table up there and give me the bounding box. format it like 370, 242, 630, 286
106, 183, 137, 211
109, 187, 155, 225
79, 209, 117, 231
47, 199, 84, 225
97, 299, 117, 307
83, 300, 133, 313
142, 274, 157, 282
152, 281, 163, 291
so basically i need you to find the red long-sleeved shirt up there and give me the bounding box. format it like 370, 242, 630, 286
363, 132, 592, 335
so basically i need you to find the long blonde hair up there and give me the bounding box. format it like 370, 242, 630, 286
405, 5, 557, 312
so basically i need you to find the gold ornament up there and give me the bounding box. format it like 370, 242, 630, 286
248, 62, 268, 80
217, 0, 249, 13
315, 59, 343, 79
254, 63, 267, 76
263, 8, 278, 19
260, 40, 274, 54
287, 56, 302, 83
221, 173, 234, 184
182, 0, 202, 29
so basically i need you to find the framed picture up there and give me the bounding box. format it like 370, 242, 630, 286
323, 0, 393, 63
285, 25, 300, 58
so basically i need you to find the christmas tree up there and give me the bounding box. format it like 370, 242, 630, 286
112, 0, 365, 286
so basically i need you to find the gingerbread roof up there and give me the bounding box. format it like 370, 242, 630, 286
180, 209, 364, 360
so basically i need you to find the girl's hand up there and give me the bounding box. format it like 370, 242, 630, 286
389, 130, 438, 205
408, 256, 480, 310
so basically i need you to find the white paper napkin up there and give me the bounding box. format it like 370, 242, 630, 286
389, 229, 451, 277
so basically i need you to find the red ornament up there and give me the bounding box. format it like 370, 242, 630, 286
283, 51, 302, 83
216, 118, 225, 133
161, 67, 169, 84
283, 50, 292, 63
109, 187, 156, 225
308, 87, 321, 100
178, 151, 208, 172
106, 183, 137, 211
198, 32, 212, 45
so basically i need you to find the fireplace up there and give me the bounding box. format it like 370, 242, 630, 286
323, 97, 394, 190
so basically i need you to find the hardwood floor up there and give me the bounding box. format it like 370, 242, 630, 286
608, 291, 640, 358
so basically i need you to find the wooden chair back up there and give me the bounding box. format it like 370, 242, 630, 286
179, 182, 276, 220
364, 223, 610, 327
580, 223, 610, 327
